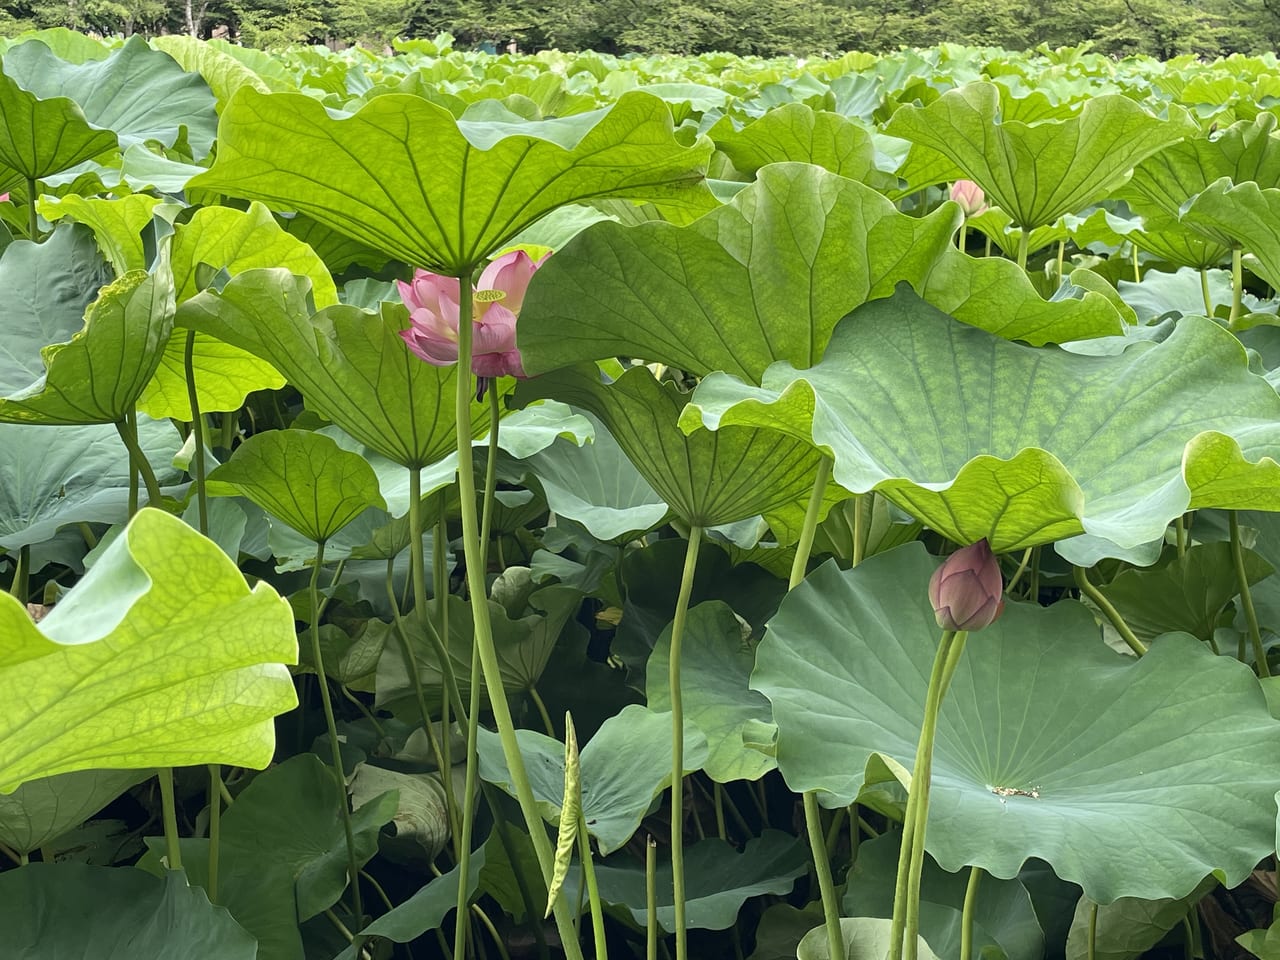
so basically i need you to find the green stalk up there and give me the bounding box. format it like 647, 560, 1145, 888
788, 460, 845, 960
529, 685, 556, 737
889, 630, 960, 960
1016, 229, 1030, 273
713, 783, 727, 841
1057, 241, 1066, 286
1230, 511, 1270, 677
1175, 515, 1186, 557
208, 764, 221, 901
116, 412, 163, 508
24, 177, 37, 240
1087, 903, 1099, 960
960, 867, 982, 960
905, 631, 967, 960
579, 813, 608, 960
1130, 243, 1140, 284
647, 836, 658, 960
309, 539, 364, 923
957, 222, 967, 253
668, 524, 704, 960
1073, 565, 1146, 656
183, 329, 209, 535
451, 266, 584, 959
1230, 246, 1244, 327
157, 766, 183, 871
1200, 268, 1213, 318
1004, 547, 1032, 596
454, 390, 503, 960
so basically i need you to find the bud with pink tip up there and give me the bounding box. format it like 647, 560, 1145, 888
949, 180, 988, 218
928, 539, 1004, 631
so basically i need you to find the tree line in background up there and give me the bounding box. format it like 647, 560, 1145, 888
3, 0, 1280, 61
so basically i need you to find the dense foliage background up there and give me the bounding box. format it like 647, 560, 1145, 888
6, 0, 1280, 60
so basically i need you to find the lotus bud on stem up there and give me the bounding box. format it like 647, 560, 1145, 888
889, 540, 1004, 960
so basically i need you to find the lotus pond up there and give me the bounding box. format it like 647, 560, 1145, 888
4, 27, 1280, 960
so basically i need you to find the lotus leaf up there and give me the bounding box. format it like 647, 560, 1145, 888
753, 545, 1280, 902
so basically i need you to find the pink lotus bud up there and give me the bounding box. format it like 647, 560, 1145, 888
398, 249, 550, 381
928, 540, 1004, 632
949, 180, 988, 218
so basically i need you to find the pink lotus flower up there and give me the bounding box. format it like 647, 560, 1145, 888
928, 539, 1004, 632
398, 249, 549, 380
949, 180, 988, 218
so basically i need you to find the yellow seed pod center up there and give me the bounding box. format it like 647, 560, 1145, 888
473, 289, 506, 304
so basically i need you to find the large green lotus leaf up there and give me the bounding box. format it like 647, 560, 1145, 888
683, 286, 1280, 554
2, 29, 111, 62
3, 34, 218, 156
712, 104, 889, 188
1097, 542, 1274, 644
37, 193, 164, 274
149, 35, 276, 109
0, 863, 256, 959
0, 508, 298, 793
647, 601, 775, 783
753, 545, 1280, 902
1124, 115, 1280, 237
0, 247, 175, 425
188, 89, 713, 272
797, 917, 942, 960
137, 753, 398, 960
518, 164, 1120, 382
593, 831, 806, 931
844, 833, 1044, 960
477, 704, 708, 855
178, 268, 489, 469
520, 364, 823, 528
0, 768, 148, 854
521, 412, 669, 542
0, 70, 116, 181
0, 418, 181, 551
207, 429, 385, 543
0, 223, 111, 384
1134, 210, 1232, 271
140, 201, 336, 421
1180, 179, 1280, 289
883, 83, 1196, 228
375, 586, 580, 714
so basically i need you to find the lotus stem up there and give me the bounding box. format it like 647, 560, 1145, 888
183, 329, 209, 536
647, 836, 659, 960
1087, 902, 1099, 960
207, 764, 221, 901
157, 766, 183, 871
579, 813, 608, 960
1004, 547, 1033, 596
1175, 515, 1186, 557
1073, 565, 1146, 656
669, 523, 703, 960
960, 866, 982, 960
481, 387, 501, 571
308, 539, 363, 924
1230, 511, 1269, 677
1016, 230, 1030, 273
24, 177, 37, 241
530, 685, 556, 737
1057, 241, 1066, 286
452, 265, 585, 960
472, 903, 513, 960
958, 222, 967, 252
1130, 243, 1140, 284
1230, 246, 1244, 327
904, 630, 967, 960
789, 459, 846, 960
1200, 269, 1213, 317
116, 411, 163, 509
890, 629, 962, 960
9, 544, 27, 600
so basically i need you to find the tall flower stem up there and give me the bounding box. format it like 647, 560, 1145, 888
579, 812, 608, 960
889, 629, 962, 960
24, 177, 37, 240
157, 766, 183, 871
454, 391, 503, 960
1200, 269, 1213, 317
1230, 511, 1270, 677
789, 459, 844, 960
1016, 230, 1030, 273
669, 524, 704, 960
960, 867, 983, 960
309, 539, 363, 924
452, 265, 584, 959
1073, 565, 1146, 656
